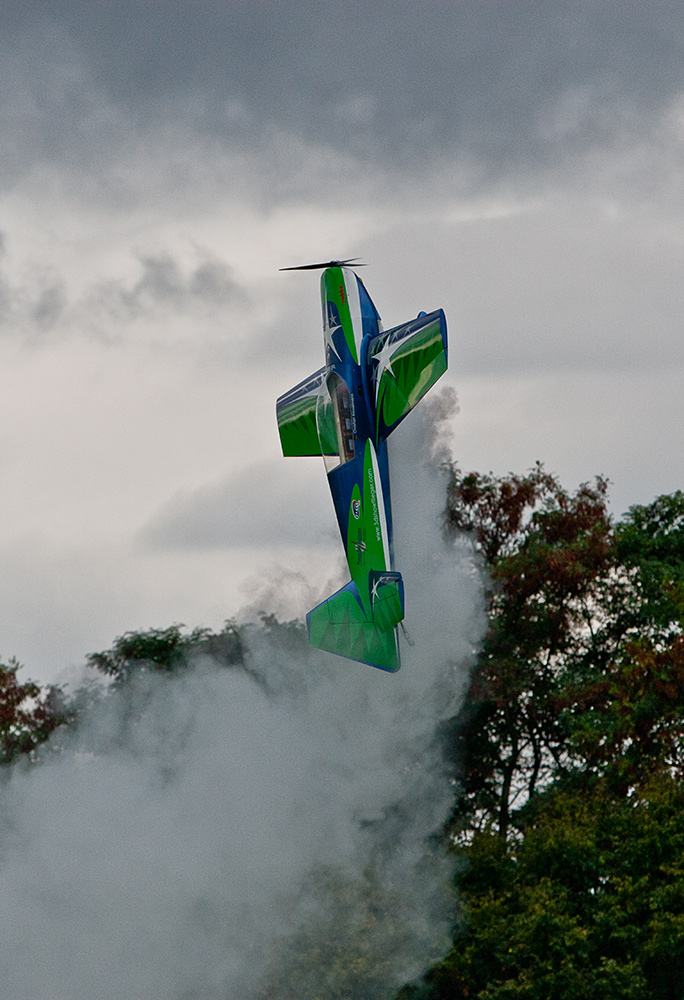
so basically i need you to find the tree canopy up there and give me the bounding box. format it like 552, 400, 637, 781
406, 468, 684, 1000
86, 620, 244, 681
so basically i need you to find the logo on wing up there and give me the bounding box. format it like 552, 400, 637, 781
351, 498, 361, 520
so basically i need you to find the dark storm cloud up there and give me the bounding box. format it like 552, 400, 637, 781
4, 2, 684, 185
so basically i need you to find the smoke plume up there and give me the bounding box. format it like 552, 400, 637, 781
0, 390, 484, 999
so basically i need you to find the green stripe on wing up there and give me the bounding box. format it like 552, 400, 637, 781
276, 368, 337, 457
372, 310, 447, 438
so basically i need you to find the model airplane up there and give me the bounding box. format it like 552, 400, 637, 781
276, 262, 447, 671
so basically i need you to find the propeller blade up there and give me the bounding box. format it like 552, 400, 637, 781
279, 258, 366, 271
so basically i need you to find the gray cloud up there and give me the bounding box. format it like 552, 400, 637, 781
1, 0, 684, 684
0, 251, 67, 338
0, 244, 246, 344
3, 2, 684, 193
92, 252, 247, 323
448, 203, 684, 376
31, 282, 66, 330
141, 460, 335, 551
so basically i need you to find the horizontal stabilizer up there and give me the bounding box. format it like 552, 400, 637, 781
307, 580, 402, 672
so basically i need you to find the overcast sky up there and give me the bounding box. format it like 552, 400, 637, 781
2, 2, 684, 681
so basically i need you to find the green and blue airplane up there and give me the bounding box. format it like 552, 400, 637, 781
276, 261, 447, 671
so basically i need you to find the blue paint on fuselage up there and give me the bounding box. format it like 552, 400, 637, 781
323, 273, 394, 567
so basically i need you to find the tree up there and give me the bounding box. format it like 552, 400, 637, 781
445, 464, 613, 840
426, 776, 684, 1000
86, 621, 244, 682
614, 490, 684, 642
404, 470, 684, 1000
0, 658, 68, 765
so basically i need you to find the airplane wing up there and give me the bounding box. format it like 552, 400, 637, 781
367, 308, 447, 441
276, 367, 337, 457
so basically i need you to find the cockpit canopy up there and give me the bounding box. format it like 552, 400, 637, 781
317, 372, 356, 474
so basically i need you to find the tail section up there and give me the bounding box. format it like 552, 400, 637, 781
307, 573, 405, 672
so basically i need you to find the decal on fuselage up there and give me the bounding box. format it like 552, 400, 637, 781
367, 464, 382, 545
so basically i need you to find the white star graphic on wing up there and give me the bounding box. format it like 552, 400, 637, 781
374, 336, 397, 405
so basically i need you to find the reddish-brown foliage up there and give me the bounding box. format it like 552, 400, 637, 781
0, 661, 67, 764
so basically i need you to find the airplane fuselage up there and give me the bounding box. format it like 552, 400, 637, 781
318, 267, 395, 619
276, 264, 447, 670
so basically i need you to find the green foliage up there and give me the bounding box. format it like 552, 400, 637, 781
86, 621, 244, 682
404, 470, 684, 1000
615, 491, 684, 638
429, 777, 684, 999
0, 658, 69, 764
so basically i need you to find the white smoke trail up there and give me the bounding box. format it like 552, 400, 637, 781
0, 390, 484, 1000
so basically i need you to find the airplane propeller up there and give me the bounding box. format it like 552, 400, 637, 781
279, 258, 366, 271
